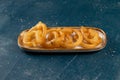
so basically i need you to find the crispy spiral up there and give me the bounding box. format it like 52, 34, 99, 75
22, 22, 102, 49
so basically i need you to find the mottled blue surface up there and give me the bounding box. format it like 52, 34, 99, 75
0, 0, 120, 80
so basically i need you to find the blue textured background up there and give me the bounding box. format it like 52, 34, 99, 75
0, 0, 120, 80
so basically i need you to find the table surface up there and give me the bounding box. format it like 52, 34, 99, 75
0, 0, 120, 80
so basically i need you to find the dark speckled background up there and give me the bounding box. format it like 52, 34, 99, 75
0, 0, 120, 80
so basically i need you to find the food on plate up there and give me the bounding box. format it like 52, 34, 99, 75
19, 21, 103, 49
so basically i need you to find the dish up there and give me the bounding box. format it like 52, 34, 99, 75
17, 22, 107, 52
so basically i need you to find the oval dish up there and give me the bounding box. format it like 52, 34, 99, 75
18, 27, 107, 52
